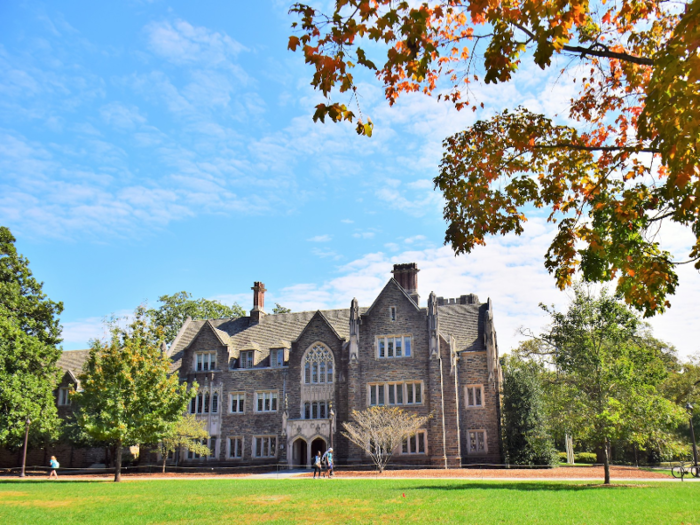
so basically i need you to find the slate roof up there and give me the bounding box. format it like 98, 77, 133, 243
57, 349, 91, 375
168, 308, 368, 373
437, 303, 485, 352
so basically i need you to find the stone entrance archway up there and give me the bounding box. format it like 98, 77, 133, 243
310, 437, 326, 462
292, 438, 307, 468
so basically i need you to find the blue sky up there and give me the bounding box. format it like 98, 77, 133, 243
2, 1, 698, 358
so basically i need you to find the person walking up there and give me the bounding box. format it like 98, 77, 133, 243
312, 451, 322, 479
48, 456, 59, 479
322, 448, 334, 478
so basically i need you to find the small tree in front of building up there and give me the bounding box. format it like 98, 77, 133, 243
155, 414, 210, 473
74, 308, 194, 482
342, 406, 430, 473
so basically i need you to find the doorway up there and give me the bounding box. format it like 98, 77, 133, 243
311, 438, 326, 462
293, 438, 307, 468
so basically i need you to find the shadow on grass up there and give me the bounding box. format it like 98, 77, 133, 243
402, 482, 653, 492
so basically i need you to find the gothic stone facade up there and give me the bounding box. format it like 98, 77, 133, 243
168, 263, 503, 468
6, 262, 502, 470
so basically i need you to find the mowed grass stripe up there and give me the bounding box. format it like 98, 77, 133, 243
0, 479, 697, 524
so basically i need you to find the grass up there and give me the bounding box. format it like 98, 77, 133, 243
0, 478, 698, 524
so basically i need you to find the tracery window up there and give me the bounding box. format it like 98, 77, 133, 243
303, 344, 334, 384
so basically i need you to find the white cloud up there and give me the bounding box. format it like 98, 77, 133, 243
353, 231, 376, 239
145, 19, 246, 67
99, 102, 146, 130
270, 217, 700, 360
308, 234, 332, 242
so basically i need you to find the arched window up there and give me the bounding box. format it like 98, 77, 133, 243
303, 344, 335, 384
204, 393, 210, 413
212, 392, 219, 414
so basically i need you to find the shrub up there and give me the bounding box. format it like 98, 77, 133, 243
576, 452, 597, 463
557, 452, 568, 463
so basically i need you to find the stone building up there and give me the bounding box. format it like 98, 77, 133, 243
169, 263, 502, 467
0, 262, 502, 470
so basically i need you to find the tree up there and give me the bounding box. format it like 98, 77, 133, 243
527, 284, 685, 483
73, 308, 194, 482
289, 1, 700, 315
155, 414, 210, 473
342, 406, 430, 472
147, 291, 245, 344
501, 349, 557, 466
0, 226, 63, 459
272, 303, 292, 314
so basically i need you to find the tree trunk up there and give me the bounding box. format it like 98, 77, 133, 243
603, 438, 611, 485
114, 442, 122, 482
162, 449, 167, 474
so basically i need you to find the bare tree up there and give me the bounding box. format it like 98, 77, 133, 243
342, 406, 430, 473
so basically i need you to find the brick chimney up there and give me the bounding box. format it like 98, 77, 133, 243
250, 281, 267, 324
392, 263, 420, 305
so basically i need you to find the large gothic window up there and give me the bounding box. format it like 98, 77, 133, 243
303, 344, 334, 384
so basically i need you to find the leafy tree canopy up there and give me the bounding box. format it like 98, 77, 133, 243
272, 303, 292, 314
525, 284, 685, 482
147, 291, 245, 344
74, 308, 194, 481
0, 226, 63, 447
289, 0, 700, 316
155, 414, 210, 473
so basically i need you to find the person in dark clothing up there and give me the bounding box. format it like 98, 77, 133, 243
313, 451, 322, 479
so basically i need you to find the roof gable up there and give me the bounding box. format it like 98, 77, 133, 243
363, 278, 421, 317
294, 310, 345, 344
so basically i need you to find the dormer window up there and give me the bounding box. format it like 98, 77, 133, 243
195, 351, 217, 371
270, 349, 284, 368
390, 306, 396, 321
58, 387, 71, 406
240, 351, 254, 369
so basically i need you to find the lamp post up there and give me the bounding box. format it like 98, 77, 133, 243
19, 417, 30, 478
686, 403, 698, 468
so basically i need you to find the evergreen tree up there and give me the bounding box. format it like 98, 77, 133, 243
0, 226, 63, 448
501, 350, 557, 466
74, 308, 194, 482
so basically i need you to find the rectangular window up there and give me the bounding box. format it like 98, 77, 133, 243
255, 391, 278, 413
188, 437, 216, 460
369, 382, 423, 406
254, 436, 277, 458
468, 430, 487, 453
390, 306, 396, 321
271, 349, 284, 368
229, 437, 243, 459
209, 437, 217, 458
195, 351, 217, 371
376, 335, 412, 359
466, 385, 484, 407
402, 431, 427, 454
240, 351, 254, 369
57, 387, 70, 406
230, 393, 245, 414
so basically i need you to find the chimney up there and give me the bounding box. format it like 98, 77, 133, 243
250, 281, 267, 324
391, 263, 420, 305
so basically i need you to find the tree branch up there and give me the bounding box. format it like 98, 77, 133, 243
534, 143, 660, 154
512, 23, 653, 67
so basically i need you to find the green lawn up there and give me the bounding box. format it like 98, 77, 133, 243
0, 478, 697, 524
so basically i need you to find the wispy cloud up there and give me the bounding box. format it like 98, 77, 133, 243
307, 234, 332, 242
